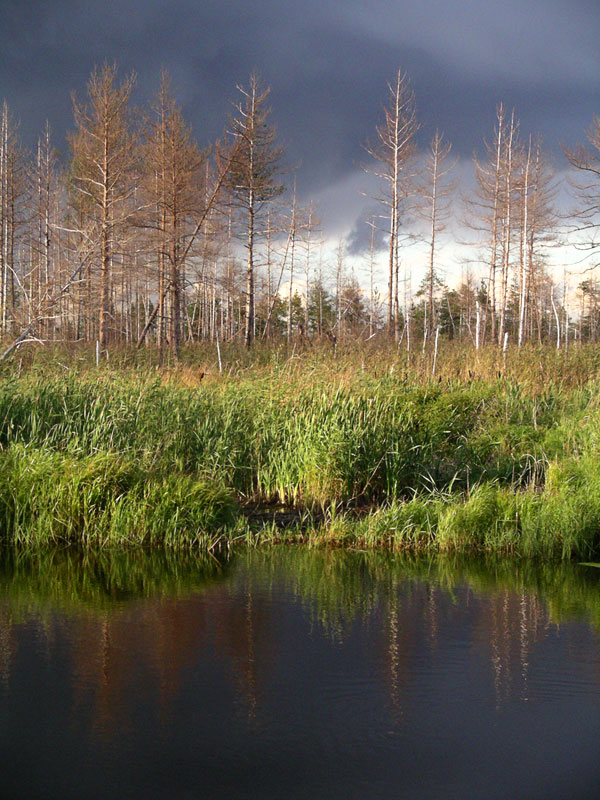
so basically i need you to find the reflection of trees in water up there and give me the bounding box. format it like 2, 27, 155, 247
473, 589, 550, 706
64, 587, 277, 737
0, 548, 278, 737
379, 584, 414, 718
0, 606, 17, 686
0, 547, 233, 736
211, 585, 278, 720
0, 547, 599, 727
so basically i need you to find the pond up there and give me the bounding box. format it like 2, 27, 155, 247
0, 547, 599, 799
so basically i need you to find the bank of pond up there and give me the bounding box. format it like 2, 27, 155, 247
0, 364, 598, 558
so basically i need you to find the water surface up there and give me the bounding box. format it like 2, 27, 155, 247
0, 547, 599, 799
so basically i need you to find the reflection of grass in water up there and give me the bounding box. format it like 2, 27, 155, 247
1, 546, 600, 636
0, 547, 229, 617
236, 547, 387, 636
235, 547, 600, 635
434, 555, 600, 631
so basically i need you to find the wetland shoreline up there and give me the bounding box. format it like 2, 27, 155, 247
2, 344, 600, 558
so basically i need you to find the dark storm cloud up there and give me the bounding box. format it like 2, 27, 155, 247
0, 0, 597, 230
346, 206, 388, 257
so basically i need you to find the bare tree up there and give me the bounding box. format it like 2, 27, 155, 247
498, 110, 519, 345
69, 63, 137, 348
227, 72, 284, 346
470, 105, 524, 345
0, 102, 26, 335
364, 70, 418, 339
139, 72, 206, 356
26, 121, 60, 339
419, 130, 456, 343
302, 203, 318, 335
563, 115, 600, 270
287, 180, 298, 343
517, 137, 557, 346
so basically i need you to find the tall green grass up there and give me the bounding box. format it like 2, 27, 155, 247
319, 459, 600, 559
0, 371, 567, 505
2, 345, 600, 556
0, 446, 238, 547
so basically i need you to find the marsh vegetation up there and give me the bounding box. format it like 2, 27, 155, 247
2, 341, 600, 557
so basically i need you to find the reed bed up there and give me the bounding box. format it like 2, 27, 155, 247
1, 342, 600, 556
318, 468, 600, 559
0, 446, 237, 547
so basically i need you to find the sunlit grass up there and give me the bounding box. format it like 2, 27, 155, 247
2, 341, 600, 556
0, 446, 238, 547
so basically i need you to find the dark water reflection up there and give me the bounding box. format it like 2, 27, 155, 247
0, 547, 599, 799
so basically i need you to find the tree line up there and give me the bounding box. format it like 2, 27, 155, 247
0, 63, 599, 358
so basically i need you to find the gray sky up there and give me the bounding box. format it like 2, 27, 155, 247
1, 0, 598, 257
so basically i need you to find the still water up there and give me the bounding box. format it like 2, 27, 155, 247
0, 547, 599, 799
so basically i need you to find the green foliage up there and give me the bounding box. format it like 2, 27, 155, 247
2, 343, 600, 556
0, 446, 238, 547
307, 279, 335, 335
